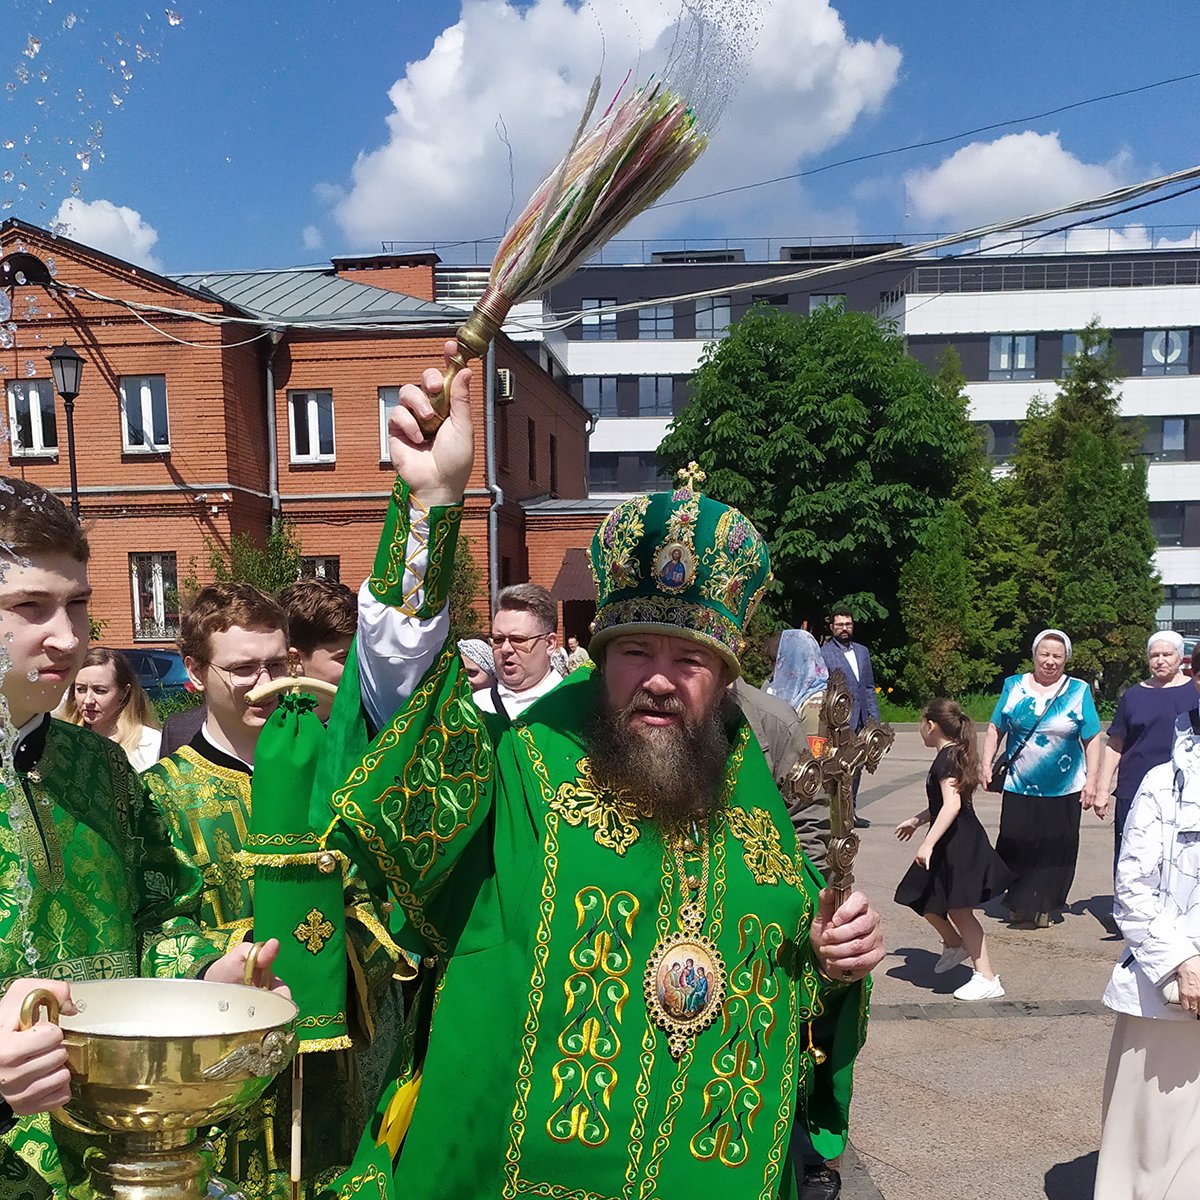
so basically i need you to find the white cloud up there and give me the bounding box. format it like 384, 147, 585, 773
905, 132, 1132, 232
51, 197, 163, 271
302, 224, 323, 251
324, 0, 901, 250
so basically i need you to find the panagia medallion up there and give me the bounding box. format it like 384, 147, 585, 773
644, 930, 727, 1059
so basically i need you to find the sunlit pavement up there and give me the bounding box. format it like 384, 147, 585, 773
836, 729, 1116, 1200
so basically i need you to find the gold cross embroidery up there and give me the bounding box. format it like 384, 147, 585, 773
293, 907, 335, 954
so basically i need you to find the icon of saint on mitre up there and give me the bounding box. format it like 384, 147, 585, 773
653, 541, 696, 592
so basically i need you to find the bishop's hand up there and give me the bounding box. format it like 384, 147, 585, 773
387, 339, 475, 508
810, 888, 884, 983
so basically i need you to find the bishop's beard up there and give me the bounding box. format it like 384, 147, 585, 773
586, 678, 733, 825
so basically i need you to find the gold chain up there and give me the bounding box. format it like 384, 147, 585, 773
669, 818, 709, 937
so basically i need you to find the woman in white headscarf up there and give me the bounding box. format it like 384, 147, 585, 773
981, 628, 1101, 928
1095, 704, 1200, 1200
764, 628, 829, 738
1094, 630, 1195, 869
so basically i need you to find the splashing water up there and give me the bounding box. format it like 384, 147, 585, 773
2, 4, 184, 216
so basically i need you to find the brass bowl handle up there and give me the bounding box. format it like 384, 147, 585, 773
244, 941, 267, 989
18, 987, 60, 1031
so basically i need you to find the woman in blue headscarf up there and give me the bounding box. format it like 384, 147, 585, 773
765, 628, 829, 737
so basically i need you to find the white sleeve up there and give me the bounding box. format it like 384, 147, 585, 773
1115, 771, 1199, 985
356, 503, 451, 733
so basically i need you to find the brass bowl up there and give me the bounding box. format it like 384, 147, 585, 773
24, 978, 298, 1143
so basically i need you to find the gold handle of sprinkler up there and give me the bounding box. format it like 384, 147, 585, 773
244, 941, 270, 989
419, 288, 513, 436
19, 987, 61, 1031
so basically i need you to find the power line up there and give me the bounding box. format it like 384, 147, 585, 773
654, 69, 1200, 210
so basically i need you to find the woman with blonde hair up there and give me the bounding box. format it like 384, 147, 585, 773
63, 647, 162, 771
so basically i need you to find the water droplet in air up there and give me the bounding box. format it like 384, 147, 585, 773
26, 669, 39, 682
22, 37, 41, 61
24, 361, 37, 378
165, 10, 184, 27
0, 332, 12, 350
110, 93, 122, 107
1, 171, 12, 184
46, 259, 56, 276
63, 13, 78, 30
2, 141, 11, 150
0, 295, 9, 322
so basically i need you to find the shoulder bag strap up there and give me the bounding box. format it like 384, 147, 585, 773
489, 681, 511, 721
1001, 676, 1069, 769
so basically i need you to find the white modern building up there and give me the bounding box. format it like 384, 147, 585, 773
433, 237, 1200, 634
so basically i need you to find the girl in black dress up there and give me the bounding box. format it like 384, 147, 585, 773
894, 698, 1013, 1001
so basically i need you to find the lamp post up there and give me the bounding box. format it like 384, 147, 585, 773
47, 343, 85, 519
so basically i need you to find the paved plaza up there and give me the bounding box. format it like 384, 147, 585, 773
834, 729, 1119, 1200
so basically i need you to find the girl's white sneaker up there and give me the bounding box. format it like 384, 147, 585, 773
933, 945, 971, 975
953, 972, 1004, 1001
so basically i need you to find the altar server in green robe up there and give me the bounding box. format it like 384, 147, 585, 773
0, 477, 287, 1199
321, 345, 885, 1200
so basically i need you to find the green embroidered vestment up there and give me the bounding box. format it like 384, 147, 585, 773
1, 720, 227, 1198
328, 657, 868, 1200
143, 746, 403, 1199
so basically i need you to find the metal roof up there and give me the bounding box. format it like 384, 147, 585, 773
169, 266, 469, 327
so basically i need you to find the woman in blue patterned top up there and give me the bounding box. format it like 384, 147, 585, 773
982, 629, 1102, 928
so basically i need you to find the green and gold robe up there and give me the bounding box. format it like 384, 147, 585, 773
2, 718, 227, 1199
324, 491, 869, 1200
143, 740, 402, 1199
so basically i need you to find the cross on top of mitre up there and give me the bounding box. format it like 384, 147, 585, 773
676, 461, 707, 492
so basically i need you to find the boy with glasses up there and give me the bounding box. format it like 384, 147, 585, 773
473, 582, 563, 718
144, 583, 399, 1197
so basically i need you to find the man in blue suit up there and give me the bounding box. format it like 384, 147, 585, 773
821, 607, 879, 829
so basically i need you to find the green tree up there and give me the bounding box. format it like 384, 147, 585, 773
899, 350, 1027, 698
206, 519, 305, 595
1011, 321, 1160, 696
659, 304, 975, 678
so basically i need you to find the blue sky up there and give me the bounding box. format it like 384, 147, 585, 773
4, 0, 1200, 274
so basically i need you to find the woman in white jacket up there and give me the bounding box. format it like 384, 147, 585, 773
1095, 703, 1200, 1199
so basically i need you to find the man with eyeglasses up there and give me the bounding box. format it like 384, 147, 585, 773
473, 583, 564, 718
143, 583, 401, 1198
820, 607, 880, 830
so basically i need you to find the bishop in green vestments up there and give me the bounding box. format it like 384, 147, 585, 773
322, 350, 885, 1200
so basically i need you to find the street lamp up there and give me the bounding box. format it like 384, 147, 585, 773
47, 343, 85, 518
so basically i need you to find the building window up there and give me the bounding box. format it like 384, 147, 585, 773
528, 417, 537, 482
638, 303, 674, 339
379, 386, 398, 462
1062, 332, 1108, 371
695, 295, 731, 340
752, 293, 788, 308
300, 555, 341, 581
289, 389, 335, 463
809, 294, 845, 313
549, 434, 559, 495
1157, 584, 1200, 636
5, 379, 57, 457
120, 375, 170, 452
635, 453, 671, 491
981, 420, 1021, 463
988, 335, 1036, 381
1138, 416, 1187, 462
1149, 502, 1185, 546
1143, 329, 1190, 376
581, 298, 618, 341
130, 552, 179, 641
637, 376, 673, 416
588, 453, 620, 492
582, 376, 618, 417
501, 555, 513, 587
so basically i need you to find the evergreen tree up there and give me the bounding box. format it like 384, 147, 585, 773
206, 519, 305, 596
1010, 321, 1160, 695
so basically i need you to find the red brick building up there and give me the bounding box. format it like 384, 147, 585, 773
1, 219, 598, 646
